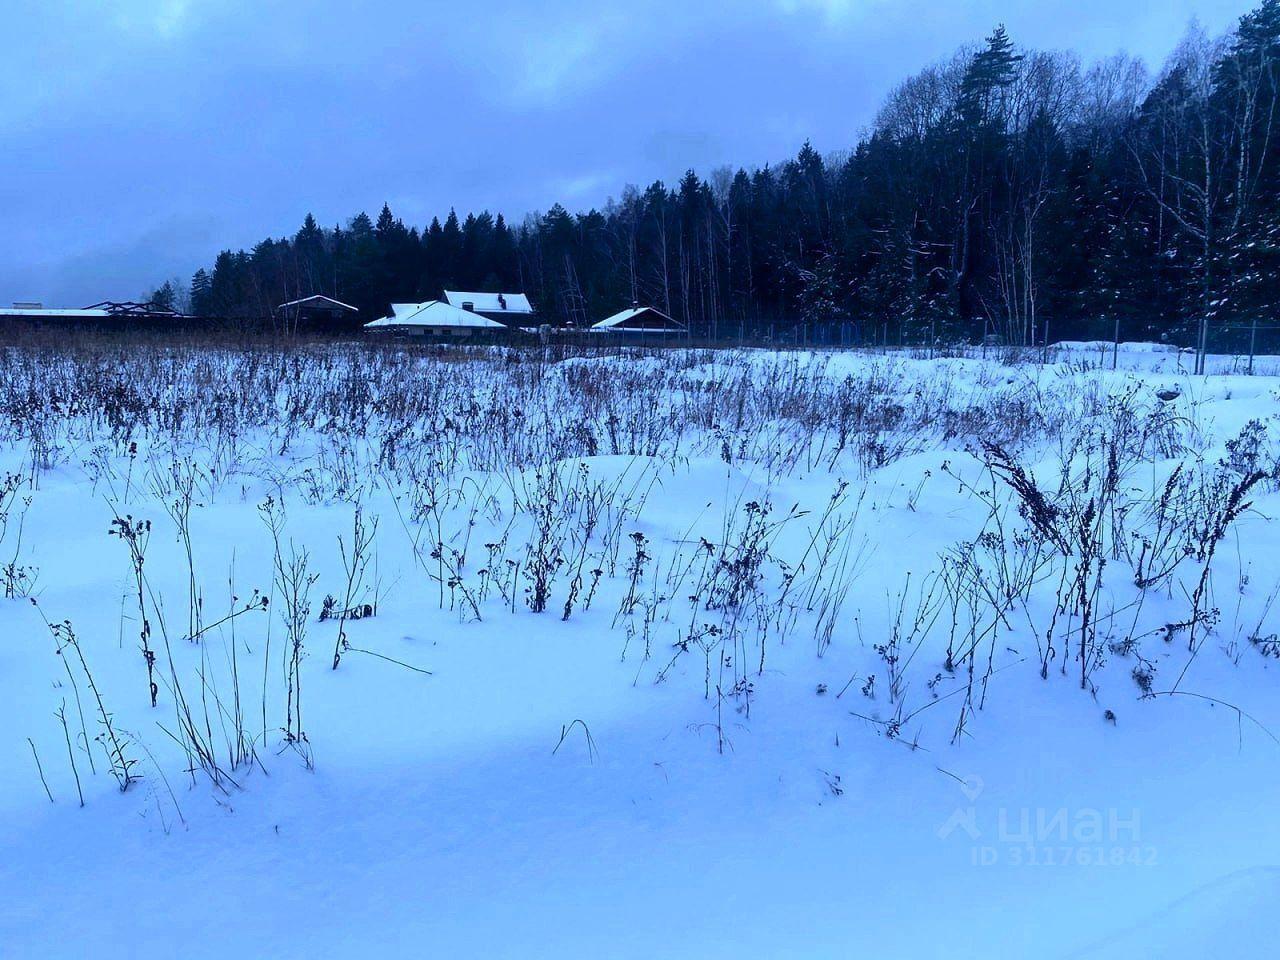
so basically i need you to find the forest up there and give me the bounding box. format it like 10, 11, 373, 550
166, 2, 1280, 348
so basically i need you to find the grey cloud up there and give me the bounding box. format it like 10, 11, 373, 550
0, 0, 1252, 305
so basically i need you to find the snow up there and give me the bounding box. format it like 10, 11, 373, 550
0, 307, 109, 318
592, 306, 684, 330
592, 306, 646, 328
368, 300, 508, 328
277, 294, 358, 312
0, 341, 1278, 958
443, 290, 534, 314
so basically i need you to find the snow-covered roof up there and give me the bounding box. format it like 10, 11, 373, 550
1, 301, 192, 320
366, 301, 508, 329
0, 307, 110, 319
381, 302, 427, 322
591, 306, 685, 331
443, 291, 533, 314
277, 295, 358, 312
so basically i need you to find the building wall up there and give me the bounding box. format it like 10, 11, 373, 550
473, 311, 536, 329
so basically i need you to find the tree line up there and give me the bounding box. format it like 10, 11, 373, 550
163, 3, 1279, 351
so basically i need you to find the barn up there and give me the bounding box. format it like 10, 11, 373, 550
443, 290, 535, 328
275, 295, 359, 332
364, 300, 519, 339
590, 304, 687, 335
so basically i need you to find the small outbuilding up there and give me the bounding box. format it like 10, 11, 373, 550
275, 295, 359, 332
590, 304, 687, 335
365, 300, 517, 339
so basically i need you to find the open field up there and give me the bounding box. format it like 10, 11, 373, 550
1, 338, 1278, 958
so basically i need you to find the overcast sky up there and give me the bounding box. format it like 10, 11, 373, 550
0, 0, 1254, 306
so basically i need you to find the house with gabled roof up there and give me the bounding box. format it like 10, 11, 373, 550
365, 300, 522, 339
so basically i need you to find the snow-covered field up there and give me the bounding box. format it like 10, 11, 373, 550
1, 339, 1278, 958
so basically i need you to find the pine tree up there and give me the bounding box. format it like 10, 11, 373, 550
148, 280, 176, 311
376, 203, 396, 238
189, 269, 212, 316
959, 25, 1023, 127
440, 210, 463, 288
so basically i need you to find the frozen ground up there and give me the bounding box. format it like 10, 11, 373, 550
0, 340, 1278, 958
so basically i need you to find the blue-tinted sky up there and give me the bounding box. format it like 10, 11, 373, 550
0, 0, 1253, 305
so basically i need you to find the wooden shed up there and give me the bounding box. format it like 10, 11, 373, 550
590, 305, 687, 335
275, 295, 359, 332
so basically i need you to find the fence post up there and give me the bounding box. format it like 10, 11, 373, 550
1249, 316, 1257, 376
1197, 315, 1208, 376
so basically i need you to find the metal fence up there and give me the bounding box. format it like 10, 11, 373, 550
693, 316, 1280, 366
